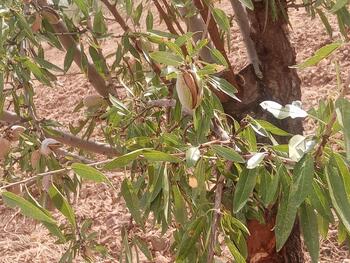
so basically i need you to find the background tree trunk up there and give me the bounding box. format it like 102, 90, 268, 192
224, 1, 305, 262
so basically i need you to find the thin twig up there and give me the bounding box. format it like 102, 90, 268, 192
314, 73, 350, 163
0, 159, 112, 191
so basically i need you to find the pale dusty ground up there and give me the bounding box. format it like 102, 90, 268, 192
1, 2, 350, 262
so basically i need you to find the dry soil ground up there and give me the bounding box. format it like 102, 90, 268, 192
1, 2, 350, 263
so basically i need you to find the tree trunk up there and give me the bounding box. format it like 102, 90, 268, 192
224, 1, 304, 262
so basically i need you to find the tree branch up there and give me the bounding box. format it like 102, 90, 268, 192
38, 6, 112, 98
0, 159, 112, 191
229, 0, 262, 78
0, 110, 119, 156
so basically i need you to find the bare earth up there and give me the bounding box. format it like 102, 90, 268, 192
1, 4, 350, 263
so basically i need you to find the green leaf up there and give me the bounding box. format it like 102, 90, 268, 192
2, 191, 56, 224
208, 76, 239, 101
104, 149, 144, 169
331, 0, 349, 12
34, 57, 64, 72
48, 184, 76, 228
275, 156, 314, 250
275, 190, 298, 251
73, 0, 89, 17
300, 202, 319, 263
121, 179, 143, 225
291, 42, 341, 69
186, 147, 200, 167
149, 51, 183, 66
93, 9, 107, 35
239, 0, 254, 10
125, 0, 133, 16
309, 181, 334, 222
316, 9, 333, 37
143, 149, 181, 163
210, 48, 228, 67
233, 168, 258, 213
177, 216, 206, 260
212, 8, 230, 32
172, 184, 187, 225
15, 12, 38, 46
326, 157, 350, 233
254, 119, 291, 136
134, 237, 153, 260
146, 11, 153, 30
89, 46, 108, 75
211, 145, 245, 163
333, 153, 350, 197
335, 98, 350, 161
64, 45, 75, 72
225, 237, 246, 263
289, 154, 314, 207
72, 163, 111, 185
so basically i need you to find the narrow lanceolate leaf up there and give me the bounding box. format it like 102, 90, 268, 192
149, 51, 183, 66
225, 237, 246, 263
238, 0, 254, 10
172, 184, 187, 225
143, 149, 181, 163
289, 154, 314, 207
208, 76, 239, 101
326, 158, 350, 233
2, 191, 56, 224
48, 184, 76, 228
93, 9, 107, 34
186, 147, 200, 167
72, 163, 111, 186
233, 168, 258, 213
210, 48, 228, 67
134, 237, 153, 260
104, 149, 144, 169
211, 145, 245, 163
331, 0, 348, 12
246, 152, 265, 169
335, 98, 350, 161
300, 202, 319, 263
121, 179, 143, 226
275, 190, 298, 251
64, 45, 75, 72
291, 42, 341, 69
309, 181, 334, 222
276, 155, 314, 250
73, 0, 89, 16
212, 8, 230, 32
254, 119, 291, 136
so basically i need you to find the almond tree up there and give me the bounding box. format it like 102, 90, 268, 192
0, 0, 350, 262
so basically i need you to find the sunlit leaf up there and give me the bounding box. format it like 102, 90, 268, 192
186, 147, 200, 167
291, 42, 341, 69
48, 184, 76, 228
212, 145, 245, 163
246, 152, 265, 169
2, 191, 56, 224
149, 51, 183, 66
